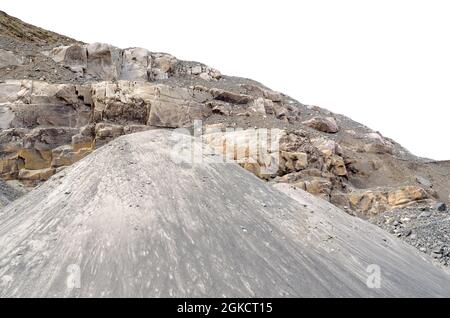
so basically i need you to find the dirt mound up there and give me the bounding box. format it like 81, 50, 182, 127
0, 130, 449, 297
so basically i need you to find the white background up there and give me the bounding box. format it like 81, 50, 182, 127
2, 0, 450, 160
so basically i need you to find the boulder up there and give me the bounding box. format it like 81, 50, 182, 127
49, 44, 87, 74
294, 177, 333, 200
280, 151, 308, 172
328, 155, 347, 176
310, 137, 342, 157
120, 48, 152, 81
348, 190, 389, 215
240, 84, 282, 102
150, 53, 177, 80
348, 186, 430, 215
86, 43, 122, 80
363, 132, 394, 154
387, 186, 428, 207
209, 100, 232, 116
248, 97, 271, 115
51, 145, 91, 167
180, 63, 222, 81
94, 123, 125, 148
194, 86, 252, 104
303, 116, 339, 133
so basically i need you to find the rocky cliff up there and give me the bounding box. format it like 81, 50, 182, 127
0, 10, 449, 271
1, 29, 448, 215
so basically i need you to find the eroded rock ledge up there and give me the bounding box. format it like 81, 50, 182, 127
0, 74, 442, 217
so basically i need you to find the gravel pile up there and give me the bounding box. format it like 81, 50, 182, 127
371, 203, 450, 266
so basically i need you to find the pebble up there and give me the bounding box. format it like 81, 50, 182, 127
432, 246, 444, 255
436, 202, 447, 212
418, 212, 432, 218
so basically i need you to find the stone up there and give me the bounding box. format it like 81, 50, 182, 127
72, 125, 95, 151
303, 178, 333, 200
120, 48, 151, 81
328, 155, 347, 176
436, 202, 447, 212
387, 186, 428, 207
418, 211, 432, 218
348, 190, 388, 215
362, 132, 394, 154
364, 142, 394, 154
86, 43, 121, 80
240, 84, 283, 102
248, 97, 273, 115
302, 116, 339, 133
310, 137, 341, 158
191, 65, 202, 75
94, 123, 124, 148
272, 103, 289, 119
280, 151, 308, 172
51, 145, 91, 167
49, 44, 87, 74
209, 101, 232, 116
150, 53, 177, 80
195, 86, 252, 104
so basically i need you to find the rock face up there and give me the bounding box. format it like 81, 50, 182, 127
0, 72, 448, 216
1, 10, 450, 280
46, 43, 222, 83
1, 130, 450, 297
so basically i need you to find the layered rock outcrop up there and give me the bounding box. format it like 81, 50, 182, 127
1, 22, 449, 217
46, 43, 222, 83
0, 71, 445, 215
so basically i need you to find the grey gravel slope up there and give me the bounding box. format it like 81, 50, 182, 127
0, 180, 23, 208
0, 129, 449, 297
